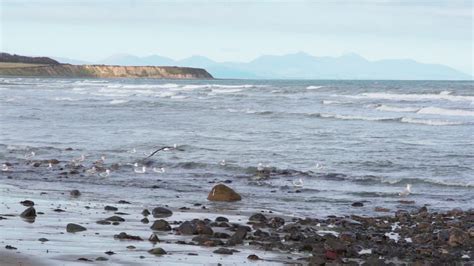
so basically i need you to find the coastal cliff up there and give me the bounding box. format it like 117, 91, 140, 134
0, 53, 213, 79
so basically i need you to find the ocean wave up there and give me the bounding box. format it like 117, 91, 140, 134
211, 88, 243, 94
353, 176, 474, 188
400, 117, 465, 126
375, 104, 419, 113
307, 85, 324, 90
109, 99, 129, 105
416, 107, 474, 117
319, 113, 398, 122
53, 97, 78, 101
322, 100, 343, 105
355, 92, 474, 102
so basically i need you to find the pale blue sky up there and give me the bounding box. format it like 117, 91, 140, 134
1, 0, 473, 75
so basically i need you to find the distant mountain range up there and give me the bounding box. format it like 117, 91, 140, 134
53, 52, 471, 80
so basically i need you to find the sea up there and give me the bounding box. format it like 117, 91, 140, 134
1, 77, 473, 217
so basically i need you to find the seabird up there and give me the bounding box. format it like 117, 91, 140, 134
399, 184, 412, 197
25, 151, 35, 159
293, 178, 304, 188
152, 167, 165, 173
1, 164, 9, 171
134, 164, 146, 174
145, 145, 182, 159
219, 160, 226, 166
99, 169, 111, 177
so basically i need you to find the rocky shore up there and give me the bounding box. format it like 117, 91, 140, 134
0, 181, 472, 265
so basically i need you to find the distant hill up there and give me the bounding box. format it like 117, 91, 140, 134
79, 52, 471, 80
0, 53, 59, 65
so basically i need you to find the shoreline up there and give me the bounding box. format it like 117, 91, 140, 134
1, 182, 472, 265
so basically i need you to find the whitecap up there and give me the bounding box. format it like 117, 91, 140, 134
354, 92, 474, 102
306, 85, 324, 90
400, 117, 464, 126
375, 104, 419, 113
211, 88, 243, 94
417, 106, 474, 117
109, 99, 129, 105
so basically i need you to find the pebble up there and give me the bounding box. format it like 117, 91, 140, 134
66, 223, 87, 233
148, 247, 167, 255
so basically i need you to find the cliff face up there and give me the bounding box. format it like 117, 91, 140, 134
0, 64, 213, 79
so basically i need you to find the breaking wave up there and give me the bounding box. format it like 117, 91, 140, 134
353, 92, 474, 102
416, 107, 474, 117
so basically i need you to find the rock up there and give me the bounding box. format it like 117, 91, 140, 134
149, 234, 160, 243
148, 247, 167, 255
104, 206, 118, 211
38, 238, 49, 242
150, 219, 171, 231
104, 251, 115, 255
268, 217, 285, 228
66, 223, 87, 233
77, 258, 92, 262
178, 221, 197, 235
207, 184, 241, 202
53, 208, 66, 212
448, 228, 468, 247
70, 190, 81, 197
105, 216, 125, 222
114, 232, 143, 241
227, 227, 247, 246
126, 245, 136, 249
96, 220, 111, 225
141, 217, 149, 224
196, 223, 213, 235
215, 216, 229, 222
152, 207, 173, 218
247, 254, 260, 260
117, 200, 131, 204
249, 213, 267, 223
142, 209, 151, 216
325, 250, 337, 260
20, 207, 37, 218
20, 200, 35, 207
5, 245, 17, 250
96, 257, 108, 261
213, 248, 234, 255
351, 202, 364, 207
374, 207, 390, 212
213, 232, 231, 239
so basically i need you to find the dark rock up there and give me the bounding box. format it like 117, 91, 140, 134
20, 200, 35, 207
152, 207, 173, 218
247, 254, 260, 260
66, 223, 87, 233
150, 219, 171, 231
114, 232, 143, 241
5, 245, 17, 250
96, 220, 111, 225
448, 228, 468, 247
70, 190, 81, 197
215, 216, 229, 222
142, 209, 151, 216
141, 217, 149, 224
77, 258, 92, 262
148, 247, 167, 255
20, 207, 37, 218
207, 184, 241, 202
149, 234, 160, 243
96, 257, 108, 261
53, 208, 66, 212
126, 245, 136, 249
213, 248, 234, 255
227, 227, 247, 246
104, 251, 115, 255
196, 223, 213, 235
104, 206, 118, 211
213, 232, 231, 239
117, 200, 131, 204
351, 202, 364, 207
38, 238, 49, 242
249, 213, 267, 223
178, 221, 197, 235
268, 217, 285, 228
105, 216, 125, 222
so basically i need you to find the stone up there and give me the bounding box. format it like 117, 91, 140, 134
351, 202, 364, 207
150, 219, 171, 231
96, 220, 111, 225
148, 247, 167, 255
104, 206, 118, 211
227, 227, 247, 246
114, 232, 143, 241
249, 213, 267, 223
66, 223, 87, 233
215, 216, 229, 222
448, 228, 468, 247
5, 245, 17, 250
20, 200, 35, 207
141, 217, 149, 224
70, 190, 81, 197
207, 184, 241, 202
142, 209, 151, 216
268, 217, 285, 228
152, 207, 173, 218
374, 207, 390, 212
105, 216, 125, 222
149, 234, 160, 243
213, 248, 234, 255
104, 251, 115, 256
38, 238, 49, 242
247, 254, 260, 260
96, 257, 108, 261
178, 221, 197, 235
196, 224, 213, 235
20, 207, 37, 218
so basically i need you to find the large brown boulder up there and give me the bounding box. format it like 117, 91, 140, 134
207, 184, 241, 202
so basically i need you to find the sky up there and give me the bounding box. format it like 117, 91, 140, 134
1, 0, 473, 75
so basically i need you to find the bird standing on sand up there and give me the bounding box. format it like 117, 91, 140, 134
399, 184, 412, 197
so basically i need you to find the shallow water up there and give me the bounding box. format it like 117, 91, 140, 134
0, 77, 473, 216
